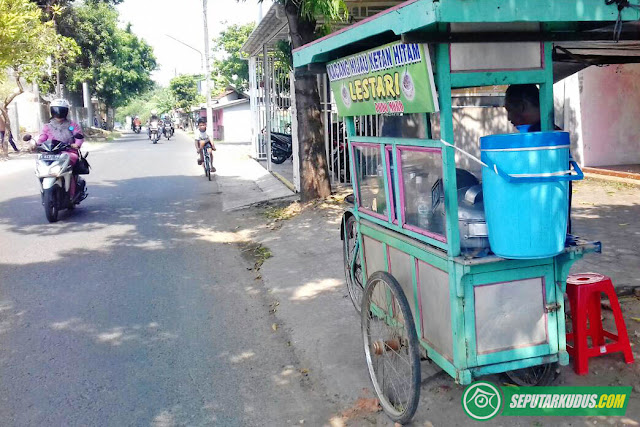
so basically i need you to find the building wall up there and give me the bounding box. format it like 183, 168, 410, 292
554, 73, 584, 166
222, 103, 252, 143
212, 109, 223, 140
430, 106, 514, 176
580, 64, 640, 166
14, 92, 46, 134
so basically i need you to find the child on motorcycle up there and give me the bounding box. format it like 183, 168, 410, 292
195, 118, 216, 169
35, 98, 86, 199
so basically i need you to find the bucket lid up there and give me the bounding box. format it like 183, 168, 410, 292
480, 131, 570, 151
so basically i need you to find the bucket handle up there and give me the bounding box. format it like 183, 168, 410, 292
483, 158, 584, 183
440, 139, 583, 183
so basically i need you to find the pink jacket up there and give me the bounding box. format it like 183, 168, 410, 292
37, 119, 85, 148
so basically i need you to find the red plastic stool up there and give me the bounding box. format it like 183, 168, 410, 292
565, 273, 634, 375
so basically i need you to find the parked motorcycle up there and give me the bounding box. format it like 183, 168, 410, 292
24, 134, 89, 222
270, 131, 292, 164
149, 120, 161, 143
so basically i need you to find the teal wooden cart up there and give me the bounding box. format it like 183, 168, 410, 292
294, 1, 636, 423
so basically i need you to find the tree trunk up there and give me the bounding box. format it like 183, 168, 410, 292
284, 2, 332, 201
1, 73, 26, 159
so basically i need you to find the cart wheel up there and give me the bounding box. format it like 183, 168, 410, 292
343, 215, 363, 313
504, 362, 559, 386
362, 271, 420, 424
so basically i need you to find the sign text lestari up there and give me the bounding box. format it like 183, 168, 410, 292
327, 42, 438, 116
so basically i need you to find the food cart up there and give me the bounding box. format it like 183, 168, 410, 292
293, 0, 638, 423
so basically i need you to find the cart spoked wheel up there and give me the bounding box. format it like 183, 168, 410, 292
362, 271, 420, 424
343, 215, 363, 313
504, 362, 559, 386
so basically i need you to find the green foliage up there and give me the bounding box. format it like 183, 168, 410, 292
169, 74, 203, 111
115, 96, 150, 124
267, 0, 348, 24
56, 3, 157, 108
298, 0, 348, 22
153, 88, 176, 114
212, 23, 255, 93
274, 40, 293, 71
0, 0, 79, 90
0, 79, 18, 102
115, 86, 179, 124
31, 0, 124, 8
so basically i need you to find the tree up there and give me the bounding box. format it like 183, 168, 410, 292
212, 23, 255, 93
241, 0, 347, 199
169, 74, 203, 111
153, 87, 176, 115
115, 86, 183, 124
278, 0, 347, 200
31, 0, 124, 8
56, 3, 157, 112
0, 0, 78, 157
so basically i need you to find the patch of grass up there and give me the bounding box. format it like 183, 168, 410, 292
239, 241, 272, 270
262, 202, 301, 221
581, 177, 637, 191
263, 206, 292, 221
106, 132, 121, 141
253, 244, 272, 268
612, 180, 636, 191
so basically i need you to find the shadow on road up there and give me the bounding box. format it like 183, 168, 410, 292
0, 174, 329, 426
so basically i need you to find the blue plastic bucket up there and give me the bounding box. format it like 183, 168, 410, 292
480, 131, 583, 259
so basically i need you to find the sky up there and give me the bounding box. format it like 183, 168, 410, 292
117, 0, 274, 86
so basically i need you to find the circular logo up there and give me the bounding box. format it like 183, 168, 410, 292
461, 381, 503, 421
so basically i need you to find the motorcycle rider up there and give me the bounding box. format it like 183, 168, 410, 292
133, 116, 142, 132
163, 115, 174, 137
35, 98, 86, 200
195, 117, 216, 169
148, 110, 159, 139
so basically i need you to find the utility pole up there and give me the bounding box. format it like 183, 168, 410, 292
82, 81, 93, 129
202, 0, 213, 140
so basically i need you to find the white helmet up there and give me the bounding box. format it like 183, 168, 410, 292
151, 109, 157, 115
50, 98, 70, 119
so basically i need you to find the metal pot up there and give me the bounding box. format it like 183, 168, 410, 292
457, 184, 490, 250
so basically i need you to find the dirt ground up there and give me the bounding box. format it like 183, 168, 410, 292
247, 177, 640, 426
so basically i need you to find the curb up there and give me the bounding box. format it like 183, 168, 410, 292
271, 171, 296, 192
583, 172, 640, 187
583, 166, 640, 181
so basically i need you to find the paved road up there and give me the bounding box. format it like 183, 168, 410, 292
0, 131, 334, 426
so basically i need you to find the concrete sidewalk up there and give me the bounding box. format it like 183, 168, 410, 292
258, 158, 296, 191
214, 143, 295, 211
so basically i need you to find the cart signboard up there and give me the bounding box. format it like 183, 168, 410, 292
327, 42, 438, 117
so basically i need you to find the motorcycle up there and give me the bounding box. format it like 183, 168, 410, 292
149, 120, 161, 143
270, 131, 292, 164
24, 134, 89, 223
133, 124, 141, 134
163, 122, 173, 140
